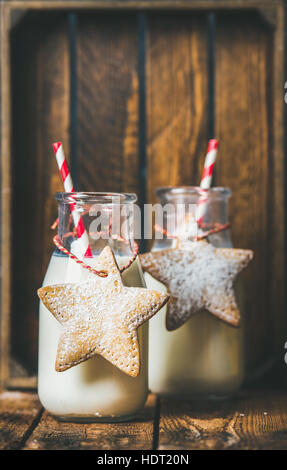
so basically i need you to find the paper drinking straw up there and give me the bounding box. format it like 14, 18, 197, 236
53, 142, 92, 258
196, 139, 218, 225
199, 139, 218, 190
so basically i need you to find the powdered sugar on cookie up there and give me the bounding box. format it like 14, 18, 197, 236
38, 246, 169, 377
140, 241, 253, 330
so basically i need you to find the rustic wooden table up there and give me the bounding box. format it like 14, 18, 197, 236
0, 389, 287, 450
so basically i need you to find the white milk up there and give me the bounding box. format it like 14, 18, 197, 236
146, 273, 244, 397
38, 253, 148, 420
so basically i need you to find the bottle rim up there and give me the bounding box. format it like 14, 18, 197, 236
156, 186, 231, 200
55, 192, 137, 205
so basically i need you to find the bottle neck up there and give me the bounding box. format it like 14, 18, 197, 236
55, 193, 137, 257
153, 187, 232, 249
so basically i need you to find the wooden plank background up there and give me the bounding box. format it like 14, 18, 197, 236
76, 13, 140, 195
145, 12, 209, 203
0, 2, 285, 386
215, 13, 273, 376
10, 11, 70, 374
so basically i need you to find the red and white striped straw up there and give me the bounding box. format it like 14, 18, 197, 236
199, 139, 218, 189
196, 139, 218, 225
53, 142, 92, 259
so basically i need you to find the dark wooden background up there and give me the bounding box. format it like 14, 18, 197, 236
0, 0, 285, 388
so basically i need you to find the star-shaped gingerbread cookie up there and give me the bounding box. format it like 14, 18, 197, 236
38, 246, 169, 377
140, 241, 253, 331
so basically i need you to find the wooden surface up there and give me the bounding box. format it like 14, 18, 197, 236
0, 390, 287, 450
159, 390, 287, 450
24, 393, 156, 450
0, 1, 285, 389
0, 391, 42, 450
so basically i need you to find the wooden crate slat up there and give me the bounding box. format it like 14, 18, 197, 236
1, 1, 284, 11
0, 391, 42, 450
268, 3, 285, 377
23, 393, 156, 450
0, 0, 12, 389
76, 12, 140, 194
158, 390, 287, 450
215, 11, 284, 375
9, 11, 70, 377
145, 12, 209, 205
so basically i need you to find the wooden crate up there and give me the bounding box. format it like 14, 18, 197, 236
0, 0, 285, 389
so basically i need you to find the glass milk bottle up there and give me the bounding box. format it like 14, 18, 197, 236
38, 192, 148, 421
146, 187, 244, 398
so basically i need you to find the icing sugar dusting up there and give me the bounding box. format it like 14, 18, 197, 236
140, 241, 253, 330
38, 246, 169, 377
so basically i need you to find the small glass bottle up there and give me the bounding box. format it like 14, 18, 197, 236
38, 192, 148, 421
145, 187, 244, 398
